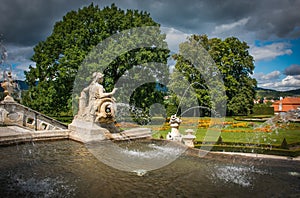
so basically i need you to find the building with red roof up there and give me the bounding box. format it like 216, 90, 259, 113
272, 97, 300, 114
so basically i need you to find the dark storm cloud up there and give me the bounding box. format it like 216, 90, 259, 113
245, 0, 300, 39
110, 0, 256, 34
1, 0, 300, 47
284, 64, 300, 76
112, 0, 300, 39
0, 0, 86, 46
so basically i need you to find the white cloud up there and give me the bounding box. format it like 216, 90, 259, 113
161, 27, 190, 53
277, 75, 300, 87
253, 70, 281, 82
255, 70, 300, 91
213, 17, 250, 35
262, 70, 280, 80
4, 61, 34, 80
15, 61, 35, 71
259, 75, 300, 91
250, 42, 292, 61
0, 44, 35, 80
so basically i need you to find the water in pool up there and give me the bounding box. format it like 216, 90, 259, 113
0, 140, 299, 197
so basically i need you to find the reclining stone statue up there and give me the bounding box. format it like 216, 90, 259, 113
69, 72, 152, 141
76, 72, 117, 124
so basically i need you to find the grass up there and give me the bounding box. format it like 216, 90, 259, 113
57, 115, 300, 156
153, 128, 300, 145
149, 117, 300, 142
145, 116, 300, 156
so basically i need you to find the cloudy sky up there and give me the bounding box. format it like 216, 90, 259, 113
1, 0, 300, 91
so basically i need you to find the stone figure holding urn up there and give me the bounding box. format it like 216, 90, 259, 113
69, 71, 151, 142
77, 72, 117, 123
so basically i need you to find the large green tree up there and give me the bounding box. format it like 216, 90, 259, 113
173, 35, 256, 116
23, 4, 169, 116
166, 69, 199, 117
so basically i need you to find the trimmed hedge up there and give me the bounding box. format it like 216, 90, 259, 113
252, 106, 274, 115
195, 144, 300, 157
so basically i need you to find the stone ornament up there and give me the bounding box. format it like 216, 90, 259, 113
1, 71, 16, 102
76, 72, 117, 123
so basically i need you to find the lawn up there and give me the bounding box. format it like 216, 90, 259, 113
148, 116, 300, 147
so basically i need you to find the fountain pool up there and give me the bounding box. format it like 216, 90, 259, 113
1, 140, 299, 197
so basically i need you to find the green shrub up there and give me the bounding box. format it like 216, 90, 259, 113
195, 144, 300, 157
216, 136, 223, 144
280, 138, 289, 149
252, 106, 274, 115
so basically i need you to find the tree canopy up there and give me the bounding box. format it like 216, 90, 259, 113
173, 35, 257, 116
23, 3, 256, 118
23, 4, 169, 116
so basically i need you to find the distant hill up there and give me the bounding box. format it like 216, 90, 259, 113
1, 81, 299, 100
255, 87, 300, 99
16, 80, 29, 90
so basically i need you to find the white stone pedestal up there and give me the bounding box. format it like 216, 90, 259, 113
68, 119, 111, 143
182, 129, 196, 147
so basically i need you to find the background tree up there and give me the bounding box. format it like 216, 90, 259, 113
173, 35, 256, 116
23, 4, 169, 117
165, 69, 199, 117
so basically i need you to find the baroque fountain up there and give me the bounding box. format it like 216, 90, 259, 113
1, 29, 300, 197
0, 72, 299, 197
69, 72, 152, 143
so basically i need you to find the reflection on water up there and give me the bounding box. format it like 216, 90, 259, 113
1, 140, 300, 197
211, 165, 268, 187
86, 140, 186, 172
7, 175, 76, 197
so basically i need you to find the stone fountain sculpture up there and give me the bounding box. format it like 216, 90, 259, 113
69, 72, 152, 142
1, 42, 19, 102
166, 115, 182, 142
1, 71, 16, 102
69, 72, 119, 142
76, 72, 117, 126
182, 129, 196, 147
166, 114, 196, 147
